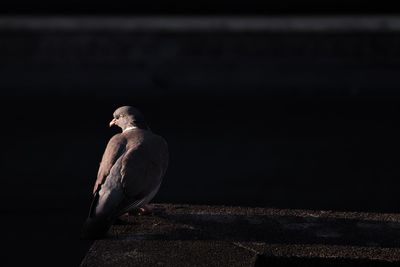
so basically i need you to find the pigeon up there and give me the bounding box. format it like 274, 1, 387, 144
81, 106, 169, 239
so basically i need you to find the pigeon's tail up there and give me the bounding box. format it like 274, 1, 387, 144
81, 186, 117, 240
88, 187, 101, 218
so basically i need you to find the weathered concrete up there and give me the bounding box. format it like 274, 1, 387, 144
81, 204, 400, 266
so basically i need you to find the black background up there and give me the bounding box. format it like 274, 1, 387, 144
2, 2, 400, 266
0, 1, 398, 15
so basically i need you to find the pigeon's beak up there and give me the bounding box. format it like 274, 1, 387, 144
109, 118, 117, 127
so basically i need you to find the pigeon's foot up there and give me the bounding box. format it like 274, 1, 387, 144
128, 204, 154, 216
139, 204, 154, 215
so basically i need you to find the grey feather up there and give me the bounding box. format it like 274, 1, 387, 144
81, 107, 168, 239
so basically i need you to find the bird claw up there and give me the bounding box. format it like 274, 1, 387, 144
127, 204, 154, 216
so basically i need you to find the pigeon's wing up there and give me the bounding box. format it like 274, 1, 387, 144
87, 133, 127, 219
95, 134, 127, 186
82, 156, 126, 239
83, 133, 127, 238
119, 134, 169, 209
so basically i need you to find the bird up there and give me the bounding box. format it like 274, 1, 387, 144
81, 106, 169, 239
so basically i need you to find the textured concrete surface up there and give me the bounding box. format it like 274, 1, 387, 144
81, 204, 400, 266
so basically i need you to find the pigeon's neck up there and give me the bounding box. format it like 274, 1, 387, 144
123, 126, 137, 132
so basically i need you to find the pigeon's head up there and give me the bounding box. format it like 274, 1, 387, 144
109, 106, 148, 131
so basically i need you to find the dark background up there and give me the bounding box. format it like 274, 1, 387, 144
0, 1, 395, 15
2, 2, 400, 266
